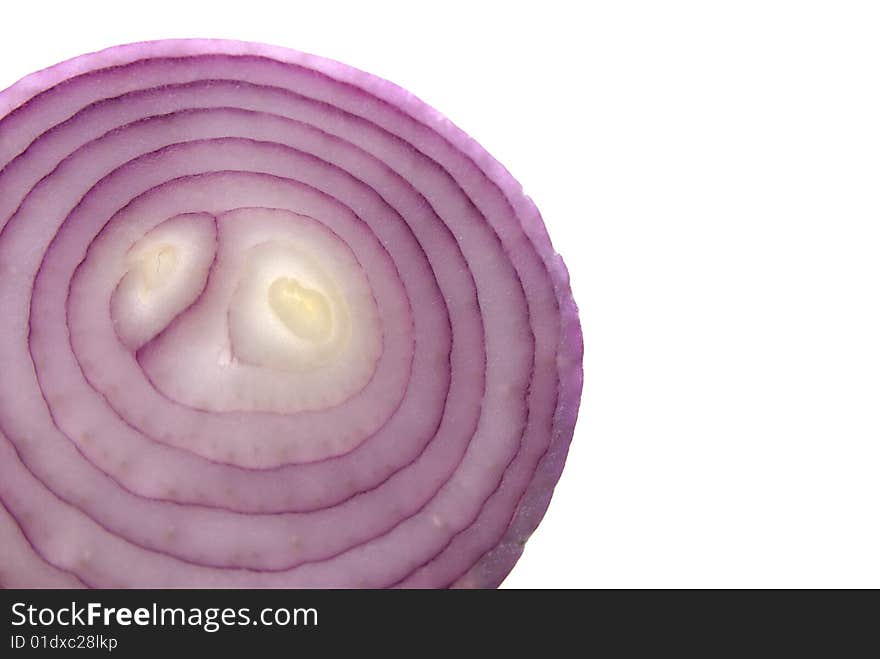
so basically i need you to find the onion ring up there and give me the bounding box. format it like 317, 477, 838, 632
0, 40, 582, 588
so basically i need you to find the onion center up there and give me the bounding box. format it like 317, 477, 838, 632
138, 244, 178, 299
269, 276, 333, 343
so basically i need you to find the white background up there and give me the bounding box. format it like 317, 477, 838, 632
2, 1, 878, 588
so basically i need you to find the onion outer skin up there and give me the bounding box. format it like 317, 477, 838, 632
0, 40, 583, 589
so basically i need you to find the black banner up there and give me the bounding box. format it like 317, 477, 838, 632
1, 589, 872, 653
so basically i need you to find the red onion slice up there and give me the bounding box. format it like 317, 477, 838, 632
0, 40, 583, 588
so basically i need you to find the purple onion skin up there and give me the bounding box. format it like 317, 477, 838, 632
0, 40, 583, 589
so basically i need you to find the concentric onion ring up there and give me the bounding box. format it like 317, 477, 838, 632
0, 40, 583, 588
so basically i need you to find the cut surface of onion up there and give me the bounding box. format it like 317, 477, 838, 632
0, 40, 583, 589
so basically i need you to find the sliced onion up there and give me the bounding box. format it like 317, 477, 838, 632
0, 40, 582, 589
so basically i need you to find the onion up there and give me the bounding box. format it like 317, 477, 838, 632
0, 40, 582, 589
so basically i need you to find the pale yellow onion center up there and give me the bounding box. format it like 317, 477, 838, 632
138, 244, 178, 298
268, 277, 333, 343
